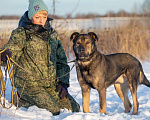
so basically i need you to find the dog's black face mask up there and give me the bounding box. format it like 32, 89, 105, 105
70, 32, 98, 61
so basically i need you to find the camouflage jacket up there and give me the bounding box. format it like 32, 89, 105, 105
1, 11, 70, 88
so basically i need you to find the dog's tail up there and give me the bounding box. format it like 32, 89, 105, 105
141, 74, 150, 87
139, 67, 150, 87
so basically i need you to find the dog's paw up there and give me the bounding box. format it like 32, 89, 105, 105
100, 109, 106, 115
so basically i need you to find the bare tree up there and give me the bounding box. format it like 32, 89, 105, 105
142, 0, 150, 16
53, 0, 55, 16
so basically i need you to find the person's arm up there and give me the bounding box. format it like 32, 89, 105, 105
56, 39, 70, 87
56, 39, 70, 99
50, 28, 70, 99
1, 28, 26, 64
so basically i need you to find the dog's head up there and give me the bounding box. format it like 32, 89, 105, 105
70, 32, 98, 61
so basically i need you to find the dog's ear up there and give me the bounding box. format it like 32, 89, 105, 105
88, 32, 98, 41
70, 32, 80, 41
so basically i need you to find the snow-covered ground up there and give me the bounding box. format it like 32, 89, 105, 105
0, 62, 150, 120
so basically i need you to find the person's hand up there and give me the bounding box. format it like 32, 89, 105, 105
1, 49, 12, 62
56, 82, 68, 99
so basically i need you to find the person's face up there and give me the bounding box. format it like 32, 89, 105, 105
31, 11, 47, 27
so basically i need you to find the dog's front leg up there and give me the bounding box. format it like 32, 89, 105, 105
82, 85, 91, 113
98, 87, 107, 114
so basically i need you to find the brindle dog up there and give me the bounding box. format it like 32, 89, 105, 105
70, 32, 150, 115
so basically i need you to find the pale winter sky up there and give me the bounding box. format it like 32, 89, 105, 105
0, 0, 145, 17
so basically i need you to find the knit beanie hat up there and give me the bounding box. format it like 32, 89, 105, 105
28, 0, 48, 19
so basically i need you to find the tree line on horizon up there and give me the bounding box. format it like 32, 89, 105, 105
1, 0, 150, 19
0, 10, 147, 20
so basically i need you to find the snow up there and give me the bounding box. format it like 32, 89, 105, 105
0, 62, 150, 120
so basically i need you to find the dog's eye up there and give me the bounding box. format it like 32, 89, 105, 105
86, 41, 90, 44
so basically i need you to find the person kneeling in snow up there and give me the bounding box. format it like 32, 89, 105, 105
0, 0, 79, 115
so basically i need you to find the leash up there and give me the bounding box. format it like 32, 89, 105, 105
0, 54, 19, 109
67, 59, 77, 63
73, 90, 81, 99
10, 57, 76, 82
0, 49, 82, 118
1, 49, 76, 82
0, 48, 77, 110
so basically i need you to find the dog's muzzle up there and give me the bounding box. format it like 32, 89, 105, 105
78, 52, 89, 60
76, 48, 97, 62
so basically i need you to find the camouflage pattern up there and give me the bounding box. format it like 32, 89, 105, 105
1, 11, 79, 115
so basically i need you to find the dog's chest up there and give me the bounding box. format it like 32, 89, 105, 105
81, 69, 98, 89
78, 62, 99, 82
82, 70, 89, 77
82, 69, 94, 82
